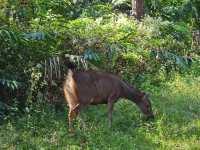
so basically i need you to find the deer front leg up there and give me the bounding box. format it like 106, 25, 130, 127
107, 92, 119, 127
108, 101, 114, 128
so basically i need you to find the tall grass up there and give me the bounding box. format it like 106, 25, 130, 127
0, 75, 200, 149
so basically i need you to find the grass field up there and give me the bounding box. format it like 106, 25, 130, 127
1, 76, 200, 150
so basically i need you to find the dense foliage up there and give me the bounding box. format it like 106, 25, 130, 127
0, 0, 200, 149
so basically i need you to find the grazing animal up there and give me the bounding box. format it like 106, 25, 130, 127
63, 69, 154, 129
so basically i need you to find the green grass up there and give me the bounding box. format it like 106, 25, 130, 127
1, 75, 200, 150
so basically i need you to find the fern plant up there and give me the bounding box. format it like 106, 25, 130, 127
0, 79, 20, 90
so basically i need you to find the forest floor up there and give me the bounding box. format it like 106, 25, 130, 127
1, 76, 200, 150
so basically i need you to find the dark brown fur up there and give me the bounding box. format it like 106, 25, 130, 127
63, 69, 154, 129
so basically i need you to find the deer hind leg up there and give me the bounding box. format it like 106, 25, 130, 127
68, 104, 80, 131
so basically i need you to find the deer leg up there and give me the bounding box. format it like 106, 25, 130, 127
108, 101, 114, 128
68, 104, 80, 132
68, 109, 75, 131
68, 109, 78, 132
108, 92, 119, 128
77, 114, 86, 129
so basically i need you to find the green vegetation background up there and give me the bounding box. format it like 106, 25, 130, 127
0, 0, 200, 149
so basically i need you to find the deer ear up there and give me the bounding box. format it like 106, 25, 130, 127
141, 91, 146, 96
141, 92, 150, 100
140, 91, 146, 99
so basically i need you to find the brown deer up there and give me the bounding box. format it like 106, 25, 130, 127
63, 69, 154, 130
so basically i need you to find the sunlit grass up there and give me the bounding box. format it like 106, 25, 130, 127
0, 75, 200, 149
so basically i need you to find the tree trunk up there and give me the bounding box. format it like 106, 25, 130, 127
132, 0, 144, 20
